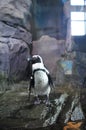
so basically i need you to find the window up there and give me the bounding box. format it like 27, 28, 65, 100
71, 0, 84, 6
71, 0, 86, 36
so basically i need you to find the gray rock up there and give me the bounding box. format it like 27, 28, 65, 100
71, 103, 85, 121
73, 52, 86, 84
0, 21, 32, 45
0, 37, 30, 81
0, 43, 9, 75
9, 38, 30, 80
0, 86, 85, 129
0, 0, 32, 30
0, 7, 32, 81
55, 60, 65, 85
64, 94, 85, 123
33, 35, 65, 77
41, 93, 68, 127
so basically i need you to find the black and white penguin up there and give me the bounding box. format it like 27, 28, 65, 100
27, 55, 54, 104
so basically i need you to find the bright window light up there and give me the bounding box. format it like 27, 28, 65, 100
71, 0, 84, 6
71, 12, 84, 20
71, 21, 85, 36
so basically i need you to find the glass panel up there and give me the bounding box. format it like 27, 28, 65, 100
71, 12, 84, 20
85, 12, 86, 20
85, 22, 86, 33
71, 6, 84, 12
85, 0, 86, 5
71, 0, 84, 6
71, 21, 85, 35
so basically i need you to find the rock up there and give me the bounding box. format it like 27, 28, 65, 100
0, 0, 33, 81
41, 93, 68, 127
0, 83, 85, 129
71, 103, 85, 121
9, 38, 30, 80
0, 43, 9, 76
0, 0, 32, 30
33, 35, 65, 77
73, 36, 86, 52
64, 94, 85, 123
0, 21, 32, 81
73, 52, 86, 86
55, 60, 65, 85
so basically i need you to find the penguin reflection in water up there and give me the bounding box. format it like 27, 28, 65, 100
27, 55, 54, 104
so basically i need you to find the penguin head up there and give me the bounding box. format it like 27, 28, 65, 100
32, 55, 43, 64
27, 55, 43, 65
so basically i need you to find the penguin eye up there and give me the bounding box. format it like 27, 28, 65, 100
37, 57, 41, 63
32, 56, 41, 64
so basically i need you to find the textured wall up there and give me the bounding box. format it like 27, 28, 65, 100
32, 0, 64, 40
0, 0, 32, 80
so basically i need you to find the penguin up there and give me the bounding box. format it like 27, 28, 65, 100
27, 55, 54, 104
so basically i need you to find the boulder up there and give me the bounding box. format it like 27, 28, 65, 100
0, 0, 32, 30
33, 35, 65, 77
0, 21, 32, 81
0, 0, 32, 81
9, 38, 30, 80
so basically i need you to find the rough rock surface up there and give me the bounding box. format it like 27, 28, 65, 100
55, 59, 65, 85
33, 35, 65, 77
0, 0, 32, 30
0, 82, 85, 130
0, 0, 32, 80
72, 52, 86, 87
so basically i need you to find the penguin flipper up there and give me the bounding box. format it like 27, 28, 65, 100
29, 75, 34, 91
47, 73, 54, 87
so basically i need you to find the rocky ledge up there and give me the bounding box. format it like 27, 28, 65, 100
0, 81, 85, 130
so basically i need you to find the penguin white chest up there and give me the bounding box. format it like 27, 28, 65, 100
34, 71, 50, 96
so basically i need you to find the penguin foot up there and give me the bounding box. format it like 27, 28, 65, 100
43, 99, 51, 105
34, 96, 41, 105
34, 100, 41, 105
